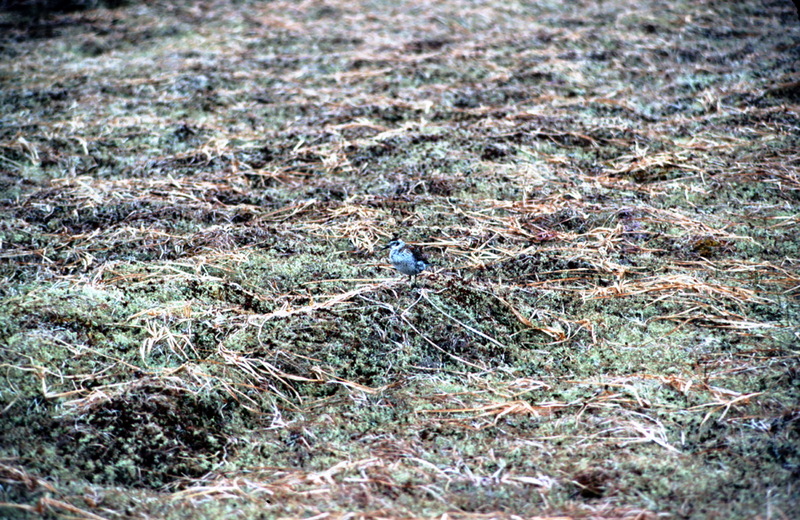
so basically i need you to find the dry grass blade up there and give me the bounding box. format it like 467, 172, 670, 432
586, 274, 771, 303
691, 391, 765, 425
0, 462, 57, 494
255, 284, 380, 323
139, 319, 198, 361
420, 291, 516, 353
423, 399, 570, 427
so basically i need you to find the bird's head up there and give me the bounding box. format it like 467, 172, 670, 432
383, 239, 405, 251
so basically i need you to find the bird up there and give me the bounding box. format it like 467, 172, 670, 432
384, 239, 428, 285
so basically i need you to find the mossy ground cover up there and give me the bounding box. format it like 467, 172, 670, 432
1, 0, 799, 518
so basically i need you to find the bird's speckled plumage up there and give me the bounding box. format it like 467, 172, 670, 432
387, 239, 427, 284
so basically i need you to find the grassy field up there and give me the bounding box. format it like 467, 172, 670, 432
1, 0, 799, 518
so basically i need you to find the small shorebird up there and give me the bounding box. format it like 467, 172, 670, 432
385, 239, 428, 285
